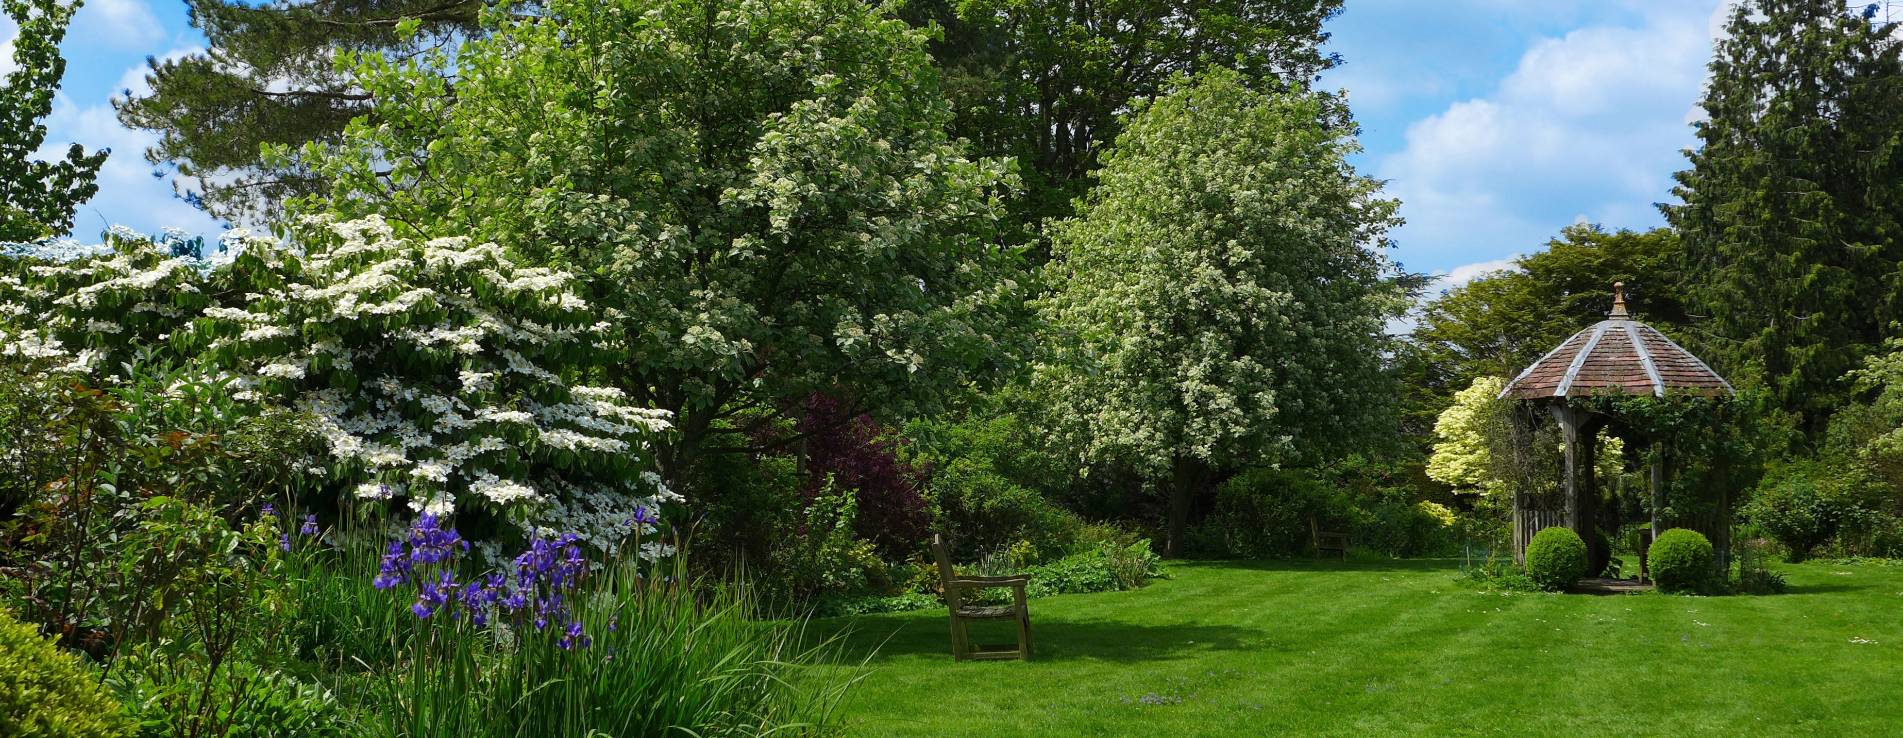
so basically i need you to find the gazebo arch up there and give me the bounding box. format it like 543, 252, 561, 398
1497, 283, 1734, 573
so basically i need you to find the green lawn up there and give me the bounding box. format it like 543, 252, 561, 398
819, 559, 1903, 737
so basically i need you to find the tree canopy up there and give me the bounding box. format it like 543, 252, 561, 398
1035, 68, 1400, 555
1666, 0, 1903, 434
0, 0, 105, 241
114, 0, 483, 223
298, 0, 1023, 491
906, 0, 1344, 241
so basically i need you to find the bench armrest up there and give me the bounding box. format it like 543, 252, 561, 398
948, 575, 1030, 588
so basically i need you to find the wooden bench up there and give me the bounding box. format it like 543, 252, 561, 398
1312, 517, 1349, 560
931, 534, 1032, 661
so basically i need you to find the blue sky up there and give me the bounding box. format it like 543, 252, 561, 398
19, 0, 1727, 287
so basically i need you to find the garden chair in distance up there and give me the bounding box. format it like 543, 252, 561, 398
930, 534, 1032, 661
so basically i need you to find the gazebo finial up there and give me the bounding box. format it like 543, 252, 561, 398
1607, 281, 1629, 319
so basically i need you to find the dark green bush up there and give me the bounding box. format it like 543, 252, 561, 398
1189, 468, 1349, 558
0, 608, 131, 738
925, 456, 1082, 562
1649, 528, 1715, 593
1743, 462, 1873, 561
1524, 527, 1587, 591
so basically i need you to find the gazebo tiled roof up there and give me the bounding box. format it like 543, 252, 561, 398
1500, 283, 1733, 400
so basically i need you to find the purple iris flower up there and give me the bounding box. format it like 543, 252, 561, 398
299, 514, 319, 536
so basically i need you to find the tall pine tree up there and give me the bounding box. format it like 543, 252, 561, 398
113, 0, 481, 223
1666, 0, 1903, 434
0, 0, 105, 241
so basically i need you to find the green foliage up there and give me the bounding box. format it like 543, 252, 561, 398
114, 0, 482, 222
1744, 461, 1883, 562
1188, 465, 1455, 559
302, 0, 1022, 494
0, 0, 106, 241
764, 484, 883, 608
1035, 68, 1401, 555
1426, 376, 1509, 495
0, 608, 131, 738
1025, 540, 1163, 597
1666, 0, 1903, 433
111, 659, 348, 738
1649, 528, 1716, 594
1190, 468, 1348, 559
1411, 226, 1687, 397
1524, 527, 1587, 591
906, 0, 1344, 237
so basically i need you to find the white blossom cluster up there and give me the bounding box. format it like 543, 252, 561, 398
0, 228, 215, 375
0, 219, 680, 539
201, 216, 674, 520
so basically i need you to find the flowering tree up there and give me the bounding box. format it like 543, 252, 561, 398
1036, 69, 1403, 557
194, 216, 673, 536
1426, 377, 1509, 496
295, 0, 1023, 492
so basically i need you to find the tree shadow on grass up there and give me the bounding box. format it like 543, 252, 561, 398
819, 613, 1263, 664
1169, 557, 1463, 574
1781, 580, 1880, 595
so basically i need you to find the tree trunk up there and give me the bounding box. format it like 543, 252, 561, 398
1165, 456, 1206, 559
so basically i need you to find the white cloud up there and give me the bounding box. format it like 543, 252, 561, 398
0, 15, 19, 77
1374, 2, 1722, 271
36, 93, 225, 239
1434, 257, 1521, 294
70, 0, 162, 46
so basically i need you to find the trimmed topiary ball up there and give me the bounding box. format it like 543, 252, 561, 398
0, 609, 131, 738
1525, 526, 1588, 591
1649, 528, 1715, 593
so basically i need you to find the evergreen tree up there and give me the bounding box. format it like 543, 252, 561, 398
1665, 0, 1903, 433
113, 0, 482, 223
0, 0, 105, 241
1036, 69, 1401, 556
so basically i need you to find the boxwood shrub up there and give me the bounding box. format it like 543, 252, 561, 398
1649, 528, 1715, 593
0, 609, 131, 738
1525, 526, 1588, 591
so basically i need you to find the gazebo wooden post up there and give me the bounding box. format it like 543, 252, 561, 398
1549, 402, 1606, 575
1649, 441, 1667, 538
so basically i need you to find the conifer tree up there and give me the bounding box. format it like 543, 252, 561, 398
1666, 0, 1903, 433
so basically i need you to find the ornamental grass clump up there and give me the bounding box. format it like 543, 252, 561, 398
1524, 527, 1588, 591
1649, 528, 1716, 593
369, 514, 852, 738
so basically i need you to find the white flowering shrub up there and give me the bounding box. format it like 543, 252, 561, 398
0, 226, 211, 374
0, 219, 677, 547
193, 216, 675, 533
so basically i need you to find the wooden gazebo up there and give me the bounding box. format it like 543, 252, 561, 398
1497, 283, 1733, 573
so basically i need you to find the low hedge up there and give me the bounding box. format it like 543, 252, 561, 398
1525, 527, 1588, 591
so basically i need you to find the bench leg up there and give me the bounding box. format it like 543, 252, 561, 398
1014, 590, 1032, 660
949, 616, 963, 661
